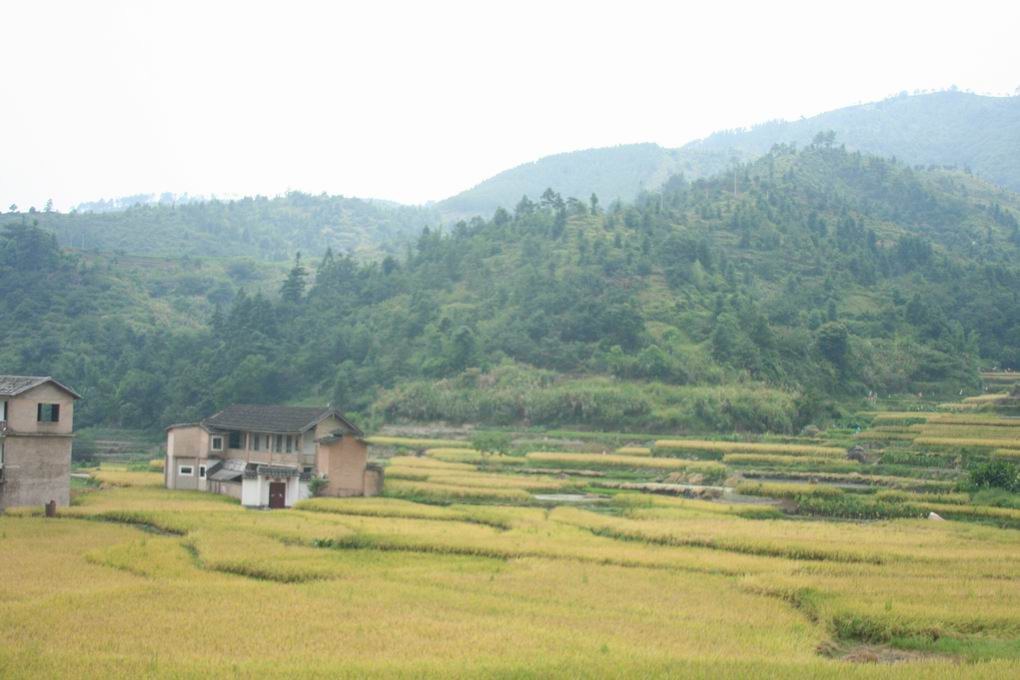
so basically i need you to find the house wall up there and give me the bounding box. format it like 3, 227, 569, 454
209, 480, 242, 500
316, 436, 368, 497
172, 457, 199, 491
166, 426, 210, 490
241, 476, 261, 506
0, 435, 72, 509
5, 383, 75, 435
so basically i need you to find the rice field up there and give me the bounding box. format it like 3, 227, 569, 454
3, 475, 1020, 677
655, 439, 847, 458
4, 404, 1020, 677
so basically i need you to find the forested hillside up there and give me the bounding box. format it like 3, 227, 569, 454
15, 192, 438, 260
438, 91, 1020, 219
3, 142, 1019, 433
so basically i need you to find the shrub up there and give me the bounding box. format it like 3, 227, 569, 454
470, 431, 513, 456
307, 475, 329, 497
968, 460, 1020, 492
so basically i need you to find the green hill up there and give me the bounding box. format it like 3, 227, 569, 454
4, 144, 1018, 433
17, 191, 440, 261
438, 91, 1020, 220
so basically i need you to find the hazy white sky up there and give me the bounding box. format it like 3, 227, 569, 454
2, 0, 1019, 210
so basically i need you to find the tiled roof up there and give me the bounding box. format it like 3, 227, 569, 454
206, 458, 248, 482
0, 375, 81, 399
201, 404, 362, 436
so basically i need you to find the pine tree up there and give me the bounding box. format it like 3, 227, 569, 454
280, 252, 307, 304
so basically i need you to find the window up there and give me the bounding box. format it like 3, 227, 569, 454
275, 434, 283, 453
0, 400, 6, 421
252, 434, 260, 451
228, 431, 243, 449
302, 466, 313, 475
285, 435, 293, 453
211, 436, 223, 452
199, 465, 207, 479
179, 465, 194, 476
37, 403, 60, 422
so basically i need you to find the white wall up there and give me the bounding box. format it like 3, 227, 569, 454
241, 476, 261, 507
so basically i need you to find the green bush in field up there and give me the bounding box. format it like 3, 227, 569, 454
470, 431, 513, 456
969, 460, 1020, 492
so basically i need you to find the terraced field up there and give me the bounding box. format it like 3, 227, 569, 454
3, 406, 1020, 677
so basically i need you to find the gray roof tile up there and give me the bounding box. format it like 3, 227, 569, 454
201, 404, 362, 436
0, 375, 81, 399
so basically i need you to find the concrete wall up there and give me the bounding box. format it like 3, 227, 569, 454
240, 475, 303, 508
5, 383, 75, 435
316, 436, 368, 497
166, 426, 210, 490
210, 480, 242, 500
172, 456, 199, 491
0, 435, 71, 509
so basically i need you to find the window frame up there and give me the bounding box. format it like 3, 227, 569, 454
199, 465, 207, 479
37, 403, 60, 423
252, 434, 260, 451
178, 465, 194, 476
210, 436, 224, 452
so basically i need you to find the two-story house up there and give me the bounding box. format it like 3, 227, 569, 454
165, 404, 380, 508
0, 375, 81, 510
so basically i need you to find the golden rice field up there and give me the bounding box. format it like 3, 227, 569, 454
655, 439, 847, 457
525, 451, 727, 476
3, 470, 1020, 678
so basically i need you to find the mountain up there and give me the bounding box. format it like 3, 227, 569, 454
17, 191, 440, 261
436, 143, 737, 222
437, 91, 1020, 220
5, 144, 1019, 433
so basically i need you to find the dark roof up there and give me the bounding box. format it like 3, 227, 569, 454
0, 375, 81, 399
200, 404, 363, 436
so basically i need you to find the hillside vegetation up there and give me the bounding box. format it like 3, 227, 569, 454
15, 191, 438, 260
3, 142, 1018, 432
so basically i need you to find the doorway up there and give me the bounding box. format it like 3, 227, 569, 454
268, 481, 287, 509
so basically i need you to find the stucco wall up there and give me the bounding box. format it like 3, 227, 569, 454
5, 383, 76, 435
316, 436, 368, 497
172, 457, 199, 491
0, 435, 71, 509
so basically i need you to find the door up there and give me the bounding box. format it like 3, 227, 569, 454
268, 482, 287, 509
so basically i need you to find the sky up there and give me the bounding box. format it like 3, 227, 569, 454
2, 0, 1019, 211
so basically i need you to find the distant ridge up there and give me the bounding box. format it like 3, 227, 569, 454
438, 91, 1020, 220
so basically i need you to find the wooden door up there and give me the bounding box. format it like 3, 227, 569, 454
268, 482, 287, 509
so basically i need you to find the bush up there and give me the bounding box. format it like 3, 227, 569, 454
968, 460, 1019, 492
307, 476, 329, 497
470, 431, 512, 455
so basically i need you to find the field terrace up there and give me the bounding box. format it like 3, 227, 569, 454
3, 410, 1020, 676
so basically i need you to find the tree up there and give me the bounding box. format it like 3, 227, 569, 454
280, 252, 307, 303
590, 193, 600, 214
44, 198, 53, 213
7, 204, 16, 213
470, 431, 512, 456
816, 321, 849, 370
